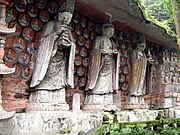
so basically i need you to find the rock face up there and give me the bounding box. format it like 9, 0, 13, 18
0, 109, 170, 135
1, 0, 179, 112
0, 111, 103, 135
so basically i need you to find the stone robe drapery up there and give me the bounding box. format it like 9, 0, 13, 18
85, 36, 120, 94
30, 21, 75, 90
130, 49, 151, 96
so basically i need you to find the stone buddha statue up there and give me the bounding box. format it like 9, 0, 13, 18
84, 23, 120, 111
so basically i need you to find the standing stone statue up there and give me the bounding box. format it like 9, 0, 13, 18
128, 34, 153, 107
84, 23, 120, 111
28, 0, 76, 111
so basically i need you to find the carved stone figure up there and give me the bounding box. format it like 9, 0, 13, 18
28, 0, 75, 111
164, 73, 171, 83
128, 34, 153, 106
0, 3, 15, 120
84, 23, 120, 111
5, 49, 13, 61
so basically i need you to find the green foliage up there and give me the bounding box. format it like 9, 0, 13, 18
59, 129, 70, 134
103, 115, 110, 122
92, 125, 110, 135
131, 0, 176, 37
109, 119, 180, 135
90, 118, 180, 135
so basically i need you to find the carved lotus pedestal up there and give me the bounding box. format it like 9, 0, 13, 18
123, 95, 149, 110
123, 104, 149, 110
83, 94, 117, 111
26, 90, 70, 111
83, 104, 116, 111
26, 103, 69, 111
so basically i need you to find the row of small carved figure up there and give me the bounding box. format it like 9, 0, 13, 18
162, 73, 180, 84
162, 51, 180, 62
161, 63, 180, 84
161, 62, 180, 73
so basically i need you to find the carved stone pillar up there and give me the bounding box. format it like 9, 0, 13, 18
0, 2, 16, 120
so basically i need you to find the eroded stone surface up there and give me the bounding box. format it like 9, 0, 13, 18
0, 109, 174, 135
0, 111, 103, 135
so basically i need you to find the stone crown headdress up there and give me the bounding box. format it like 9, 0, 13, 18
102, 23, 114, 30
59, 0, 75, 14
138, 33, 146, 43
101, 23, 114, 34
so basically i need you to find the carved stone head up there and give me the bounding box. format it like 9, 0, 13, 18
136, 42, 146, 51
58, 12, 72, 25
58, 0, 75, 24
102, 23, 114, 38
136, 33, 146, 51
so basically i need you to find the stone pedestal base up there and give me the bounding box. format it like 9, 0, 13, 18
123, 104, 149, 110
83, 93, 116, 111
83, 104, 116, 111
0, 110, 15, 120
26, 103, 69, 111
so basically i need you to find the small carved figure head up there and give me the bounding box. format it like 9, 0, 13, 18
58, 12, 72, 25
172, 75, 177, 83
102, 23, 114, 38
